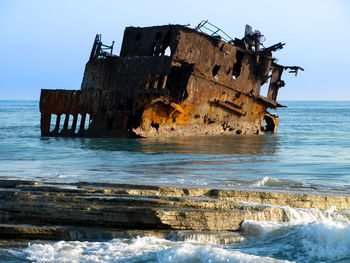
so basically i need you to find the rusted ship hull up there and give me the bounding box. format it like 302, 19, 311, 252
40, 22, 302, 138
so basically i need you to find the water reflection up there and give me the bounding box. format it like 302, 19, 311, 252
78, 134, 280, 156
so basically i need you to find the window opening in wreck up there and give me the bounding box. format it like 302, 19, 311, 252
260, 83, 269, 97
152, 43, 163, 56
68, 114, 74, 131
58, 115, 65, 132
212, 65, 220, 78
158, 46, 163, 56
85, 113, 91, 130
165, 65, 191, 101
232, 50, 245, 79
76, 114, 82, 133
164, 46, 171, 56
160, 30, 172, 56
50, 114, 58, 133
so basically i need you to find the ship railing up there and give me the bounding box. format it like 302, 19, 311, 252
194, 20, 234, 43
89, 34, 115, 60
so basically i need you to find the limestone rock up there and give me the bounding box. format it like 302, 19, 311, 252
0, 179, 349, 240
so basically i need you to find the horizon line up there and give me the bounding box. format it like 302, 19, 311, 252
1, 99, 350, 102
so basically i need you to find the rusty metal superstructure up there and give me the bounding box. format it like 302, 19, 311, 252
40, 21, 302, 137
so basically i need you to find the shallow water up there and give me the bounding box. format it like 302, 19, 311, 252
1, 100, 350, 262
1, 100, 350, 190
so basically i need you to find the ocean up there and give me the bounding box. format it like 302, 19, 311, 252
1, 100, 350, 262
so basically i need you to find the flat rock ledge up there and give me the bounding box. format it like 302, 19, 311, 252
1, 179, 350, 243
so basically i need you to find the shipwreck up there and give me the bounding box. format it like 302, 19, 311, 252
40, 21, 302, 137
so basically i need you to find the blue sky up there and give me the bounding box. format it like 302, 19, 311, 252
0, 0, 349, 100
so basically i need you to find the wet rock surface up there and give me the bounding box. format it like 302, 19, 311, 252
1, 179, 349, 242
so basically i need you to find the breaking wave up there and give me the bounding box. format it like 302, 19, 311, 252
19, 237, 291, 263
240, 206, 350, 262
6, 205, 350, 262
248, 176, 305, 187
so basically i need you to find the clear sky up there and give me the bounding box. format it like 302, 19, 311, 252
0, 0, 349, 100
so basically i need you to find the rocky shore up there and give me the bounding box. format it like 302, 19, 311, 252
1, 179, 350, 243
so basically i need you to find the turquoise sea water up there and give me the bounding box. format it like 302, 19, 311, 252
1, 100, 350, 262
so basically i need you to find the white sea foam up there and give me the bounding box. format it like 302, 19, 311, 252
16, 206, 350, 262
23, 236, 292, 263
156, 243, 292, 263
298, 220, 350, 260
241, 204, 349, 235
282, 205, 345, 224
239, 200, 349, 226
166, 231, 245, 244
24, 237, 171, 262
240, 206, 350, 262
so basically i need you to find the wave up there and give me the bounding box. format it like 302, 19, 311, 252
248, 176, 305, 187
249, 176, 282, 186
8, 205, 350, 262
241, 203, 349, 236
240, 220, 350, 262
240, 206, 350, 262
19, 237, 291, 263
